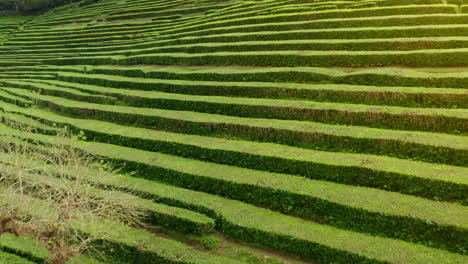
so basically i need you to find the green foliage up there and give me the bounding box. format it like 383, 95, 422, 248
0, 0, 13, 9
200, 236, 221, 251
0, 0, 94, 12
19, 0, 51, 11
0, 0, 467, 263
0, 251, 36, 264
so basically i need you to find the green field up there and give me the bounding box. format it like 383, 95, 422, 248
0, 0, 467, 263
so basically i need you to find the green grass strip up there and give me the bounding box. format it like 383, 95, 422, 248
11, 20, 468, 45
150, 4, 458, 36
0, 233, 103, 264
0, 111, 58, 135
84, 65, 468, 90
1, 80, 117, 105
0, 237, 49, 264
10, 23, 468, 50
39, 73, 468, 109
0, 251, 38, 264
0, 128, 466, 264
43, 48, 468, 68
151, 24, 468, 47
5, 75, 467, 116
5, 36, 468, 58
117, 48, 468, 68
0, 157, 215, 235
0, 101, 466, 204
10, 77, 468, 135
0, 66, 85, 73
17, 14, 467, 44
0, 187, 245, 264
0, 89, 32, 107
74, 37, 468, 56
0, 234, 49, 264
1, 83, 466, 167
0, 115, 467, 252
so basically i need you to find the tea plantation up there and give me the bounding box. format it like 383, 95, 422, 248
0, 0, 467, 263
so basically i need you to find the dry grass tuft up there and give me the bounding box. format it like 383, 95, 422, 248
0, 115, 145, 264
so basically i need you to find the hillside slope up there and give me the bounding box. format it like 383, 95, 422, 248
0, 0, 467, 263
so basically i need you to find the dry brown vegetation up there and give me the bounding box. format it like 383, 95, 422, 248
0, 118, 144, 264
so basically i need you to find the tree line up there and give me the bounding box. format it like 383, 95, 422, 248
0, 0, 97, 12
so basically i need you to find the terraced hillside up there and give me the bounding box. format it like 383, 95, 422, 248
0, 0, 467, 263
